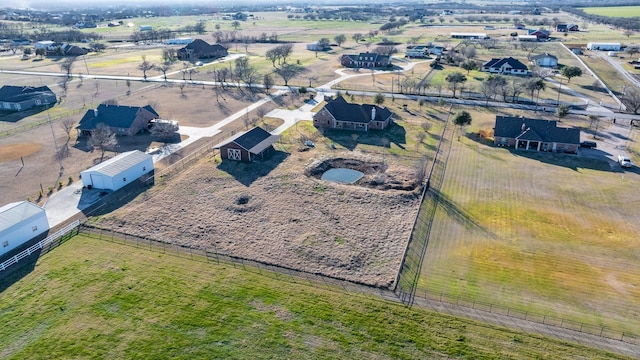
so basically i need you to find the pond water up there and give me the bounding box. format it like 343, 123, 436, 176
321, 168, 364, 184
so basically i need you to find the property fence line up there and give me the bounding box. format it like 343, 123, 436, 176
77, 223, 640, 347
394, 104, 455, 306
0, 220, 80, 273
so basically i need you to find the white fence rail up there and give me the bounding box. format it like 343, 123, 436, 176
0, 220, 80, 272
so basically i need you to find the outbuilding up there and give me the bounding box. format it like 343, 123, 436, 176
530, 53, 558, 67
0, 201, 49, 257
587, 42, 621, 51
214, 126, 280, 162
80, 150, 154, 191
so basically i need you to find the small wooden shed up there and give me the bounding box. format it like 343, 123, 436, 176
214, 127, 280, 162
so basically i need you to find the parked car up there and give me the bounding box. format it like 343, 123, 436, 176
618, 155, 633, 168
580, 141, 597, 148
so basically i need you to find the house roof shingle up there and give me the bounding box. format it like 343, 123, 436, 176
77, 104, 158, 131
531, 53, 558, 61
214, 126, 280, 154
483, 57, 528, 70
494, 116, 580, 144
322, 96, 393, 124
0, 85, 55, 103
182, 39, 226, 53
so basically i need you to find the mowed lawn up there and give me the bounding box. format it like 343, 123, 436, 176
418, 131, 640, 334
0, 235, 632, 360
581, 6, 640, 18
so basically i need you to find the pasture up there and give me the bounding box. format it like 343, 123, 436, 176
416, 111, 640, 335
0, 234, 631, 360
581, 6, 640, 18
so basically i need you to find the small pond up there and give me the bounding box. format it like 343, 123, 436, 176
321, 168, 364, 184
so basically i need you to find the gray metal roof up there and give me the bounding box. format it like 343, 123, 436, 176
84, 150, 152, 177
0, 201, 45, 234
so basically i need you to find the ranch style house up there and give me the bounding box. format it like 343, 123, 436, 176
177, 39, 228, 60
313, 96, 393, 132
493, 116, 580, 154
77, 104, 159, 136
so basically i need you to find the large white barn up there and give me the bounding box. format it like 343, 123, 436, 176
81, 150, 154, 191
0, 201, 49, 257
587, 42, 621, 51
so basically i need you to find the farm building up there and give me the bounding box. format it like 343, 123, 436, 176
0, 201, 49, 257
166, 37, 193, 45
450, 32, 488, 39
518, 35, 538, 42
493, 116, 580, 154
0, 85, 57, 112
80, 150, 154, 191
587, 42, 621, 51
214, 126, 280, 162
313, 96, 393, 132
530, 53, 558, 67
77, 104, 159, 136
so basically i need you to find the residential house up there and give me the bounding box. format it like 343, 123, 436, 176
214, 126, 280, 162
556, 23, 578, 32
45, 42, 88, 56
482, 57, 529, 76
493, 116, 580, 153
0, 85, 57, 111
306, 42, 330, 52
514, 22, 526, 30
313, 96, 393, 132
341, 52, 391, 68
530, 53, 558, 67
528, 29, 550, 40
177, 39, 228, 60
405, 45, 428, 58
77, 104, 159, 136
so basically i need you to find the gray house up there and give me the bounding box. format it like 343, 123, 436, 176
0, 86, 57, 111
494, 116, 580, 153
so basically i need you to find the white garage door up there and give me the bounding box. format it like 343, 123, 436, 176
227, 148, 241, 161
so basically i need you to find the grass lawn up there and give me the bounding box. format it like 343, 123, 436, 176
416, 113, 640, 335
0, 234, 632, 360
581, 6, 640, 18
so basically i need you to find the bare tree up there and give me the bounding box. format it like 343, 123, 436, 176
60, 57, 76, 78
60, 118, 75, 142
624, 87, 640, 114
89, 123, 117, 162
157, 62, 172, 81
274, 63, 305, 86
138, 55, 154, 79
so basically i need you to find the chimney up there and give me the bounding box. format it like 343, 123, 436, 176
93, 108, 98, 117
371, 107, 376, 121
521, 123, 526, 132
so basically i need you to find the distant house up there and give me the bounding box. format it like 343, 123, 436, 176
493, 116, 580, 153
0, 85, 57, 111
482, 57, 529, 76
587, 42, 621, 51
306, 42, 330, 52
514, 22, 526, 30
450, 32, 488, 40
528, 29, 550, 40
530, 53, 558, 67
34, 40, 55, 50
214, 126, 280, 162
45, 42, 88, 56
81, 150, 154, 191
405, 45, 428, 58
77, 104, 159, 136
313, 96, 393, 132
0, 201, 49, 258
177, 39, 227, 60
341, 52, 391, 68
139, 25, 153, 31
556, 23, 578, 32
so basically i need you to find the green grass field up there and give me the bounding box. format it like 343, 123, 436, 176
416, 114, 640, 335
0, 235, 631, 359
582, 6, 640, 18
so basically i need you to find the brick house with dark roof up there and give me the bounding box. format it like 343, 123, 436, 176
177, 39, 228, 60
482, 57, 530, 76
214, 126, 280, 162
493, 116, 580, 153
313, 96, 393, 132
556, 23, 578, 32
340, 52, 391, 68
0, 85, 57, 111
77, 104, 159, 136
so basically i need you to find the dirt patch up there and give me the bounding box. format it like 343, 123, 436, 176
305, 155, 422, 192
97, 153, 420, 288
0, 143, 41, 161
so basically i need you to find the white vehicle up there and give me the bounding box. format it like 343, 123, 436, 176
618, 155, 633, 168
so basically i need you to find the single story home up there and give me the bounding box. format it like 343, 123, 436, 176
451, 32, 488, 40
530, 53, 558, 67
177, 39, 228, 60
528, 29, 550, 40
587, 42, 621, 51
0, 201, 49, 257
482, 57, 529, 76
81, 150, 154, 191
493, 116, 580, 153
214, 126, 280, 162
77, 104, 159, 136
313, 96, 393, 132
341, 52, 391, 68
45, 42, 89, 56
556, 23, 578, 32
0, 85, 57, 111
405, 45, 428, 58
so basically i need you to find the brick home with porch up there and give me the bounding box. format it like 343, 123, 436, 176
493, 116, 580, 154
313, 96, 393, 132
